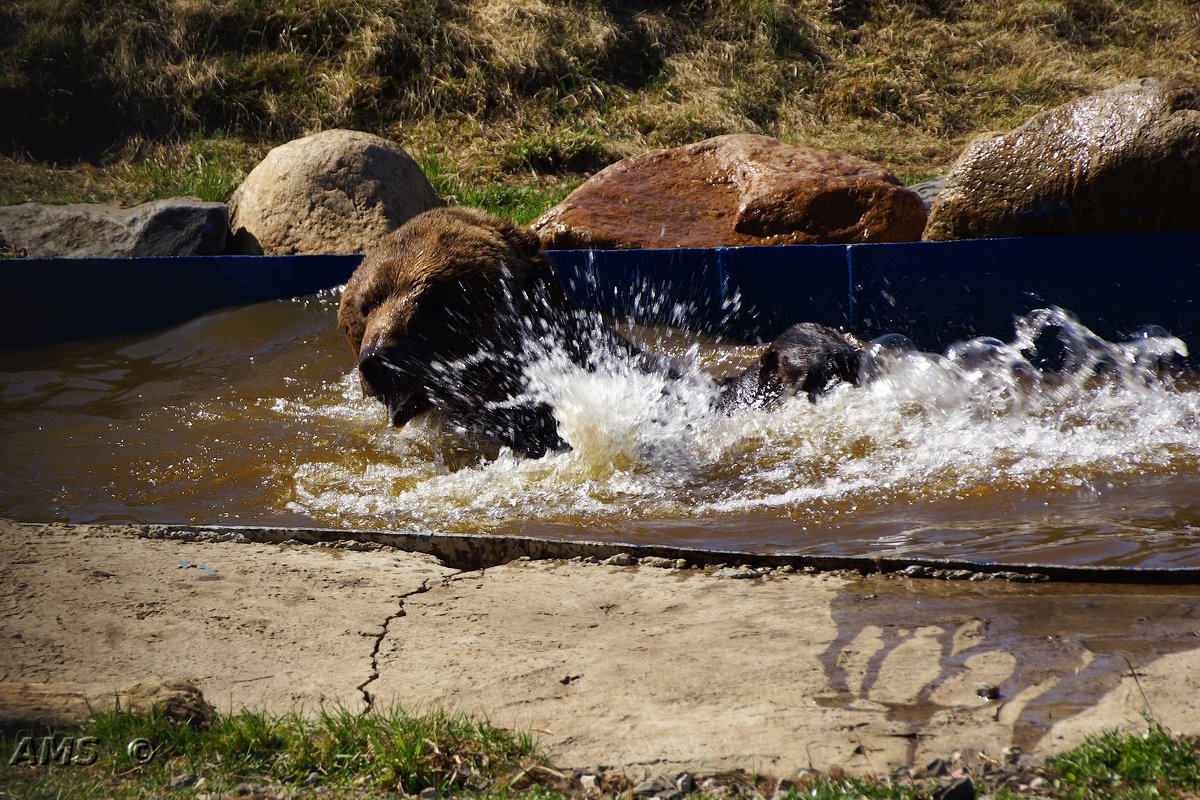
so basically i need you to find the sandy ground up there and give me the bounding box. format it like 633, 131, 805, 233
2, 519, 1199, 779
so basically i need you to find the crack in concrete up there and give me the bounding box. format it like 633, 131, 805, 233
357, 572, 464, 713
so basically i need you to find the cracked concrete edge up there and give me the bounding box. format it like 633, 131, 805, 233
6, 520, 1200, 781
130, 522, 1200, 584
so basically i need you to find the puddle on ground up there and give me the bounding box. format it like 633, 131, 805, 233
817, 577, 1200, 756
2, 289, 1200, 569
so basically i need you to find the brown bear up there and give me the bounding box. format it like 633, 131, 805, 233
337, 207, 641, 457
339, 207, 866, 457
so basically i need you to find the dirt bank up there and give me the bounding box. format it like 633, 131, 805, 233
2, 520, 1198, 779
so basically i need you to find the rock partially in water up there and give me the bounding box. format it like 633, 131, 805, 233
227, 129, 439, 255
532, 134, 927, 249
0, 197, 227, 258
925, 79, 1200, 240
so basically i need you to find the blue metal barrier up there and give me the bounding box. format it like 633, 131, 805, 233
848, 233, 1200, 350
550, 244, 851, 340
3, 232, 1198, 349
550, 231, 1200, 347
0, 254, 362, 346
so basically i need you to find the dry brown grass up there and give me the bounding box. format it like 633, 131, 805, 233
1, 0, 1197, 206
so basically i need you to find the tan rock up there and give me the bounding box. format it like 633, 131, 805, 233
0, 678, 213, 727
227, 129, 440, 255
924, 79, 1200, 240
531, 134, 926, 249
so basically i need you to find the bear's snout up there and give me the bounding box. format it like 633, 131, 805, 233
358, 345, 433, 429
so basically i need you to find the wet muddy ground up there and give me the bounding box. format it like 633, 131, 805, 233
3, 520, 1197, 778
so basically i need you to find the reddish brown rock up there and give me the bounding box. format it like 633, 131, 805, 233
531, 135, 926, 250
924, 79, 1200, 240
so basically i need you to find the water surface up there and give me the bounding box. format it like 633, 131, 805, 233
2, 290, 1199, 568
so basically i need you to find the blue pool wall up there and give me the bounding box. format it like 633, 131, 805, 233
550, 232, 1200, 349
2, 232, 1199, 352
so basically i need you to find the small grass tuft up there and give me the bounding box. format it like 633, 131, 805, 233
111, 136, 255, 203
778, 774, 920, 799
421, 151, 578, 224
0, 135, 264, 206
1043, 723, 1200, 800
502, 127, 611, 174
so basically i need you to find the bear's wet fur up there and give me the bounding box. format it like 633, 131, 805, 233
338, 207, 640, 457
719, 323, 864, 408
340, 207, 865, 457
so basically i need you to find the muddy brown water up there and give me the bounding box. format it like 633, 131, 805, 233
2, 291, 1199, 569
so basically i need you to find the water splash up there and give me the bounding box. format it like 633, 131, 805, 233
284, 305, 1200, 557
4, 288, 1196, 564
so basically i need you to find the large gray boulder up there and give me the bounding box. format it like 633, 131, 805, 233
227, 129, 440, 255
925, 79, 1200, 240
531, 134, 927, 250
0, 197, 227, 258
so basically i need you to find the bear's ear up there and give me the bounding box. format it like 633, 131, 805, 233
494, 219, 545, 259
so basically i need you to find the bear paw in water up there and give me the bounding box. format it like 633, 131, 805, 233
338, 207, 645, 458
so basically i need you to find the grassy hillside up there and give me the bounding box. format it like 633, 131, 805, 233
1, 0, 1197, 220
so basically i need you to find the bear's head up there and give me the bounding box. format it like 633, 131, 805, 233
338, 207, 577, 457
717, 322, 863, 408
758, 322, 863, 402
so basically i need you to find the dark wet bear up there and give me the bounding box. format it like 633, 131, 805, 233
338, 207, 638, 457
719, 323, 864, 408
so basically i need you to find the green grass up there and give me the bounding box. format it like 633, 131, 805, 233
501, 127, 612, 175
3, 0, 1198, 212
3, 707, 1199, 800
420, 151, 579, 224
0, 135, 263, 206
1043, 723, 1200, 800
778, 776, 920, 799
1, 705, 544, 799
111, 137, 253, 204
